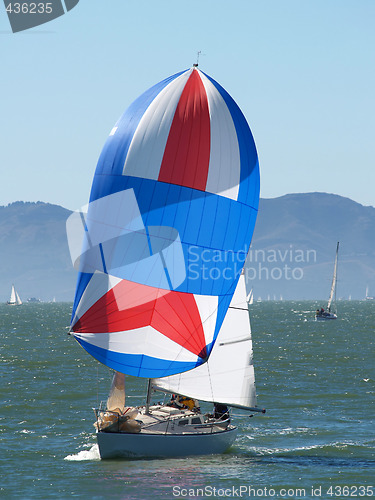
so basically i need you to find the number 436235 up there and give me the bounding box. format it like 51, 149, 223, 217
327, 485, 373, 497
5, 3, 53, 14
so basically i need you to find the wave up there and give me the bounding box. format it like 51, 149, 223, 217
64, 444, 100, 461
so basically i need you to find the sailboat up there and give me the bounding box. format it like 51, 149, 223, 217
315, 242, 339, 320
67, 65, 262, 459
7, 284, 22, 306
246, 288, 254, 305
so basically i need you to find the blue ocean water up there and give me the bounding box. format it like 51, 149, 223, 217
0, 301, 374, 499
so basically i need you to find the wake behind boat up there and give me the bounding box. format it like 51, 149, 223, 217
316, 242, 339, 320
67, 65, 262, 459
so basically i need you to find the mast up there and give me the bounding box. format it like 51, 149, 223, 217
327, 242, 339, 312
145, 380, 153, 415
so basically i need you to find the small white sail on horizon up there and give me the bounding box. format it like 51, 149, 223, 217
7, 284, 22, 306
246, 287, 254, 305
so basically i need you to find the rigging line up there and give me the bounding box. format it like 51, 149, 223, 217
204, 347, 216, 405
229, 306, 248, 311
96, 365, 100, 409
219, 336, 252, 347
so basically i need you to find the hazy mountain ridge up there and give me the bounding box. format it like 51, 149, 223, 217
0, 194, 374, 301
254, 193, 375, 257
0, 201, 74, 301
250, 193, 375, 300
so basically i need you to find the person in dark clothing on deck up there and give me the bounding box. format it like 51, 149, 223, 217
213, 403, 230, 421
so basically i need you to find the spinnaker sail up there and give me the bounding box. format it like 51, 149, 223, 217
68, 67, 260, 379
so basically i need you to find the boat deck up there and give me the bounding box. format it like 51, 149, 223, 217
95, 404, 232, 436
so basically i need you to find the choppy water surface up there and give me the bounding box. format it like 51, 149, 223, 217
0, 301, 374, 499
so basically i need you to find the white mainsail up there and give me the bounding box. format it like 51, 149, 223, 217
9, 285, 16, 304
327, 242, 339, 311
152, 274, 257, 410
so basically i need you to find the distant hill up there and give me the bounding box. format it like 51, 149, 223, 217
0, 194, 374, 302
248, 193, 375, 300
0, 201, 74, 302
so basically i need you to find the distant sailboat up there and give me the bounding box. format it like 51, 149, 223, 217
315, 242, 339, 320
247, 288, 254, 305
365, 287, 374, 301
7, 284, 22, 306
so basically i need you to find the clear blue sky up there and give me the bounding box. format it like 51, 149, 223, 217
1, 0, 374, 210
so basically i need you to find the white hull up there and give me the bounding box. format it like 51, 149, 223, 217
95, 404, 238, 459
6, 300, 22, 306
97, 425, 237, 459
315, 312, 337, 320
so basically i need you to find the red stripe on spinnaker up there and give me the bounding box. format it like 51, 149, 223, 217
72, 280, 207, 359
158, 69, 210, 191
